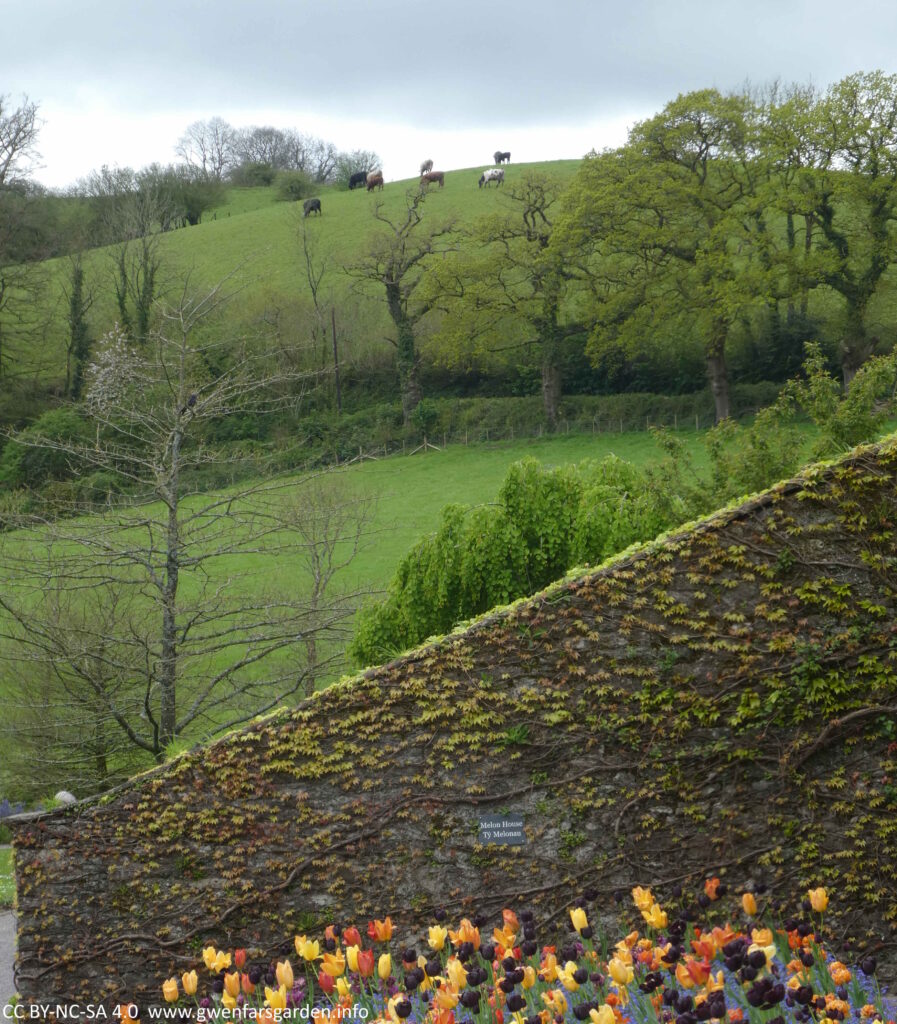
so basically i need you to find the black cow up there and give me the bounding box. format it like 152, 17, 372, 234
493, 151, 511, 165
303, 197, 322, 217
348, 171, 368, 190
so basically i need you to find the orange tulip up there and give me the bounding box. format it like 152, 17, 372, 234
503, 909, 520, 933
368, 918, 394, 942
242, 973, 255, 995
343, 926, 362, 947
742, 893, 757, 916
234, 948, 247, 970
224, 971, 240, 998
704, 877, 721, 901
323, 950, 347, 977
449, 918, 481, 950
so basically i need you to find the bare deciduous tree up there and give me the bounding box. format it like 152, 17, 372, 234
0, 273, 373, 797
0, 94, 40, 186
176, 117, 235, 181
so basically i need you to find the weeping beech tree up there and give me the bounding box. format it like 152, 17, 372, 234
0, 273, 372, 796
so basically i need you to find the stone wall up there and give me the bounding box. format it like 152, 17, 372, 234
11, 437, 897, 1008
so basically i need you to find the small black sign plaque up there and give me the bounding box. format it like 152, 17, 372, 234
478, 816, 526, 845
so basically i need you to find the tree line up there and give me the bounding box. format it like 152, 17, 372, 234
363, 72, 897, 427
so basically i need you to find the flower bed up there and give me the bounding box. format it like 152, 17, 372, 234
153, 883, 895, 1024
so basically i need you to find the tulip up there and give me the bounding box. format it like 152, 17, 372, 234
631, 886, 654, 911
522, 965, 536, 989
751, 928, 773, 947
608, 956, 633, 987
242, 973, 255, 995
378, 953, 392, 980
808, 888, 829, 913
336, 977, 352, 998
449, 918, 481, 950
558, 961, 581, 992
343, 926, 362, 947
202, 946, 218, 970
234, 948, 247, 970
368, 917, 394, 942
429, 925, 448, 951
541, 952, 560, 982
446, 958, 468, 990
435, 987, 459, 1010
181, 970, 198, 996
162, 978, 178, 1003
300, 938, 321, 962
570, 907, 589, 934
742, 893, 757, 916
642, 903, 668, 930
502, 910, 520, 933
319, 969, 335, 995
224, 971, 240, 998
276, 960, 294, 989
346, 945, 361, 972
265, 984, 288, 1011
590, 1006, 615, 1024
213, 951, 232, 973
542, 989, 568, 1015
704, 877, 721, 901
321, 949, 346, 977
357, 948, 375, 978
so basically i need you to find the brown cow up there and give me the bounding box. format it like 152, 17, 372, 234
420, 171, 445, 189
366, 171, 384, 191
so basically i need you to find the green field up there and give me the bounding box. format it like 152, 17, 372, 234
23, 160, 583, 382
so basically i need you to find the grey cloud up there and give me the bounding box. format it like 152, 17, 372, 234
8, 0, 897, 129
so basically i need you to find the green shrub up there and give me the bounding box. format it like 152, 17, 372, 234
0, 408, 91, 490
230, 162, 277, 187
276, 170, 315, 202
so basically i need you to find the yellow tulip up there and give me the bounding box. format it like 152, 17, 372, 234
558, 961, 580, 992
542, 990, 568, 1015
446, 958, 467, 990
522, 966, 537, 990
162, 978, 178, 1003
346, 945, 360, 972
202, 946, 218, 970
222, 991, 237, 1010
642, 903, 668, 929
298, 938, 321, 961
808, 888, 829, 913
212, 951, 231, 973
378, 953, 392, 980
590, 1006, 615, 1024
751, 927, 773, 947
224, 971, 240, 998
435, 987, 459, 1010
429, 925, 448, 951
570, 907, 589, 934
608, 956, 634, 987
631, 886, 654, 911
181, 970, 198, 996
742, 893, 757, 916
265, 983, 288, 1011
336, 977, 352, 998
276, 960, 294, 989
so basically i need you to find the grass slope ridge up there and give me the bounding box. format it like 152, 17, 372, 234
11, 435, 897, 1006
20, 160, 583, 381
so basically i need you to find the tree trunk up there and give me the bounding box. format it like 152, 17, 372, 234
387, 284, 421, 424
841, 304, 873, 390
541, 358, 561, 431
159, 428, 182, 757
706, 329, 730, 423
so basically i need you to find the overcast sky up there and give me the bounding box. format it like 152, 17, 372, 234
7, 0, 897, 188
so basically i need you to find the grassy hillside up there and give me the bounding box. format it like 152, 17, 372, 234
20, 160, 583, 383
